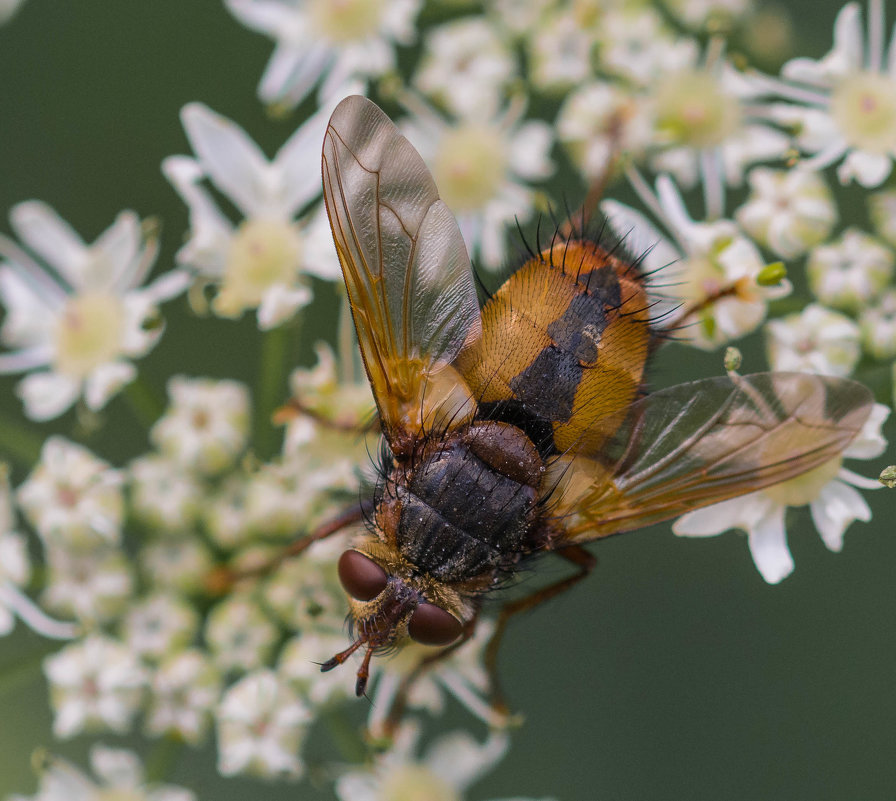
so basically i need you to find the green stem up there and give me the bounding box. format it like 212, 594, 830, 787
255, 323, 295, 458
123, 374, 166, 430
0, 411, 43, 469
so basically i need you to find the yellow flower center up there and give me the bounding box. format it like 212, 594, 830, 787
215, 218, 302, 317
379, 765, 460, 801
53, 291, 126, 378
654, 70, 742, 148
96, 790, 146, 801
432, 125, 507, 212
308, 0, 383, 43
830, 71, 896, 155
763, 456, 842, 507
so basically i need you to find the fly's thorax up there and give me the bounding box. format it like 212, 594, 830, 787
377, 423, 544, 583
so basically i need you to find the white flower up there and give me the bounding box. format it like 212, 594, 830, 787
146, 649, 222, 744
0, 467, 78, 639
525, 6, 595, 93
0, 202, 187, 420
760, 1, 896, 186
216, 669, 311, 778
122, 593, 199, 661
859, 288, 896, 359
17, 437, 124, 550
139, 538, 213, 595
735, 167, 837, 259
674, 403, 889, 583
413, 17, 516, 119
128, 455, 203, 532
556, 81, 653, 178
0, 465, 78, 640
868, 188, 896, 246
806, 228, 894, 312
44, 634, 147, 738
163, 102, 341, 328
244, 447, 361, 541
766, 303, 861, 377
602, 173, 791, 350
598, 7, 699, 87
243, 459, 325, 537
42, 545, 134, 625
281, 340, 375, 456
401, 96, 554, 270
203, 476, 252, 550
150, 376, 250, 475
225, 0, 420, 109
7, 744, 196, 801
204, 594, 280, 673
262, 529, 350, 632
649, 58, 789, 194
488, 0, 554, 37
663, 0, 750, 29
336, 722, 540, 801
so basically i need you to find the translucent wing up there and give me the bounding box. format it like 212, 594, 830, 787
322, 96, 482, 447
545, 372, 874, 542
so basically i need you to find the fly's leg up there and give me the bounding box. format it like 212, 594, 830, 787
273, 397, 381, 435
205, 501, 370, 595
485, 544, 596, 716
373, 615, 481, 739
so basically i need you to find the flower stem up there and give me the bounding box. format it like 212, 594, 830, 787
255, 323, 296, 458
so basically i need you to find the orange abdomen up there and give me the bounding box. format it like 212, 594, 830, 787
456, 240, 652, 453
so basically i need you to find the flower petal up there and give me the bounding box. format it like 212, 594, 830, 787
809, 479, 871, 552
180, 103, 272, 219
746, 505, 793, 584
91, 211, 141, 290
426, 730, 509, 793
272, 104, 332, 215
836, 150, 894, 187
84, 361, 136, 411
256, 284, 311, 330
9, 201, 88, 287
17, 371, 80, 421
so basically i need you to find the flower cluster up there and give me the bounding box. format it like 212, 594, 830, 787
1, 0, 894, 799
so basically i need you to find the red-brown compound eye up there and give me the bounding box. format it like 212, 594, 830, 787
407, 602, 463, 646
337, 550, 388, 601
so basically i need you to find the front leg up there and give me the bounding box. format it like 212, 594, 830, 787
484, 544, 596, 715
375, 614, 480, 739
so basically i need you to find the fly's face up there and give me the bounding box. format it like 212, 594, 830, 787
322, 542, 466, 696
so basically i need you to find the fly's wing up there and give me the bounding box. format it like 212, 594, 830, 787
322, 96, 482, 446
545, 372, 874, 542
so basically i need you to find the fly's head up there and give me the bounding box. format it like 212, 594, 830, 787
321, 537, 470, 696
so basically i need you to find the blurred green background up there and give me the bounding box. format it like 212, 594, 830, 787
0, 1, 894, 799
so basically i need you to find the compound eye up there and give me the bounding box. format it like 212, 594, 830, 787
337, 550, 388, 601
408, 602, 463, 646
